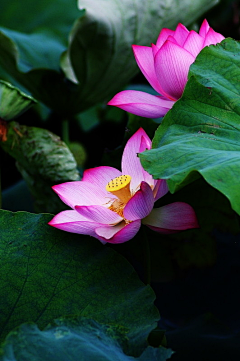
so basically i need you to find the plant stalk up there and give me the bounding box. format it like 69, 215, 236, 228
62, 119, 70, 146
143, 228, 151, 285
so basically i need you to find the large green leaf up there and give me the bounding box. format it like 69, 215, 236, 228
0, 318, 173, 361
0, 80, 36, 120
0, 210, 159, 355
0, 0, 83, 71
0, 0, 83, 115
1, 122, 80, 212
0, 0, 219, 115
140, 38, 240, 215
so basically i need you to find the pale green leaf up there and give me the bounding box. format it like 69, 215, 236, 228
0, 80, 36, 120
0, 318, 173, 361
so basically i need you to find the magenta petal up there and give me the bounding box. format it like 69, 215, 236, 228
199, 19, 210, 37
132, 45, 162, 93
48, 210, 101, 236
154, 41, 195, 100
52, 181, 106, 209
156, 28, 175, 48
124, 182, 154, 221
108, 90, 174, 118
121, 128, 154, 191
152, 42, 178, 100
75, 205, 122, 224
142, 202, 199, 232
173, 23, 189, 46
152, 43, 159, 58
203, 28, 225, 47
153, 179, 169, 201
165, 35, 178, 45
95, 219, 141, 244
183, 30, 205, 57
82, 166, 121, 194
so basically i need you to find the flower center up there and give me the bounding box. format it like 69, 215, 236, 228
106, 175, 132, 203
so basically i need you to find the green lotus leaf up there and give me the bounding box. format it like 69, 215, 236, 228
0, 80, 36, 121
0, 318, 173, 361
0, 210, 159, 356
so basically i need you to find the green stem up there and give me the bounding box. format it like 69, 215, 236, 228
62, 119, 70, 146
143, 228, 151, 285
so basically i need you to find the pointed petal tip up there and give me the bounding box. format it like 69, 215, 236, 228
142, 202, 199, 232
199, 19, 210, 36
108, 90, 174, 118
107, 96, 118, 106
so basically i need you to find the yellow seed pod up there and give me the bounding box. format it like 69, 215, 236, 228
106, 175, 131, 191
106, 175, 132, 203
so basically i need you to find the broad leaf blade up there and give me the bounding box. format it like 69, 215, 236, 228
140, 38, 240, 215
0, 210, 159, 355
0, 81, 36, 120
0, 1, 84, 115
0, 28, 65, 72
0, 318, 173, 361
0, 0, 84, 71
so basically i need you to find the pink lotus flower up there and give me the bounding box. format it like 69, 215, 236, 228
49, 128, 198, 244
108, 19, 224, 118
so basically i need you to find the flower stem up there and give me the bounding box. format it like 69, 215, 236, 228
61, 119, 70, 146
143, 227, 151, 285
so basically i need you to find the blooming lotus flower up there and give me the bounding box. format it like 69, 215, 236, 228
49, 128, 198, 244
108, 19, 224, 118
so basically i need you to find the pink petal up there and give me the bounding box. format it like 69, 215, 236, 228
95, 219, 141, 244
203, 28, 225, 47
173, 23, 190, 46
152, 42, 178, 100
183, 30, 205, 57
108, 90, 174, 118
52, 181, 106, 209
121, 128, 154, 191
164, 35, 178, 45
75, 205, 123, 224
82, 166, 121, 195
154, 41, 195, 100
199, 19, 210, 37
124, 181, 154, 221
142, 202, 199, 233
153, 179, 169, 201
48, 209, 104, 237
156, 28, 175, 48
132, 45, 162, 94
152, 43, 160, 58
